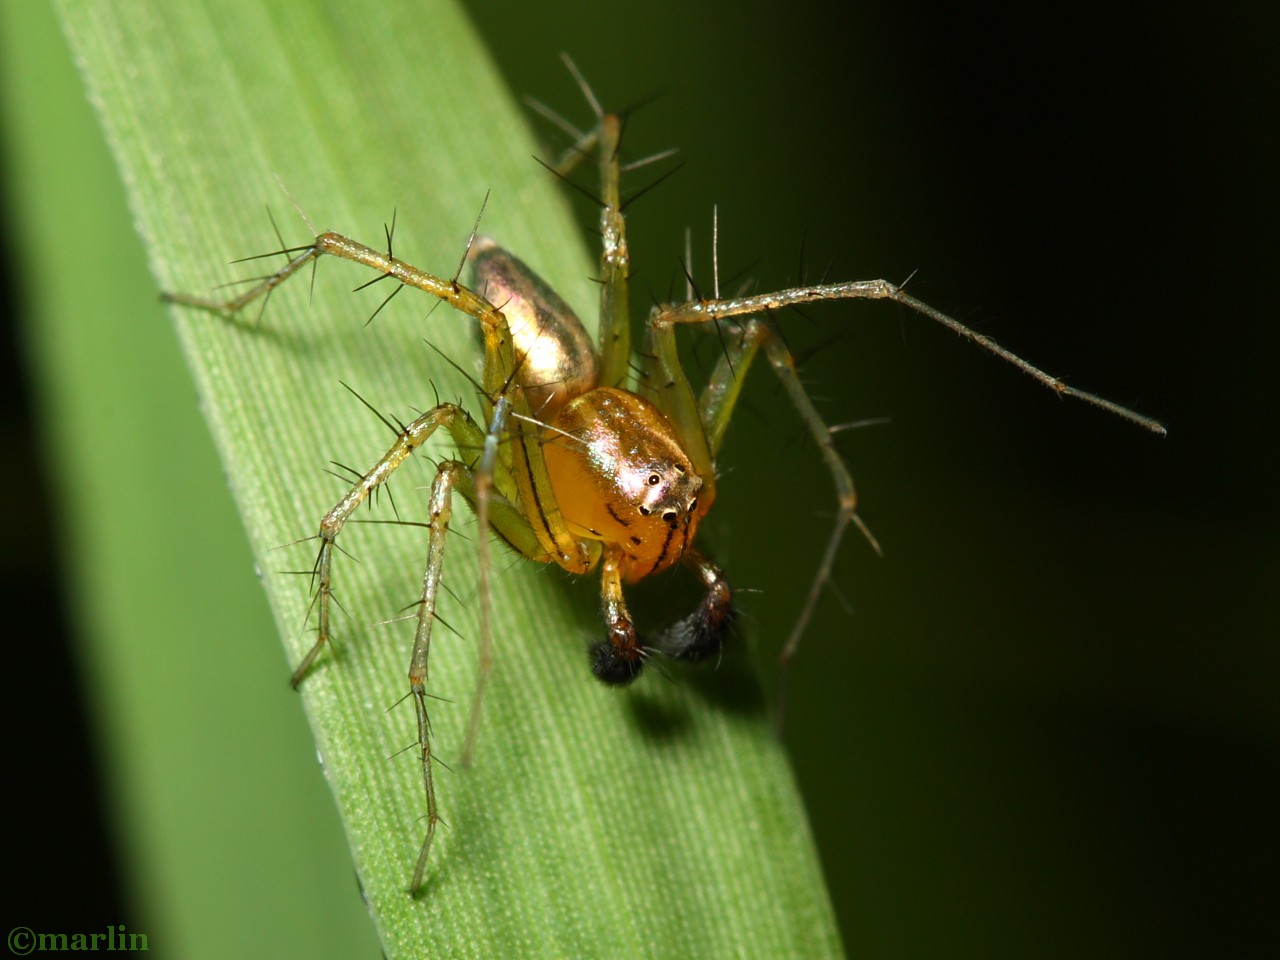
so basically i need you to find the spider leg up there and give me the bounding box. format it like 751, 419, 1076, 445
530, 57, 631, 389
166, 232, 522, 344
396, 436, 554, 896
659, 281, 1167, 435
594, 114, 633, 390
461, 396, 509, 768
404, 454, 546, 895
406, 459, 460, 898
294, 402, 483, 687
640, 299, 718, 499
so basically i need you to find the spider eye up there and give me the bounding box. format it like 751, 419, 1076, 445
647, 473, 661, 485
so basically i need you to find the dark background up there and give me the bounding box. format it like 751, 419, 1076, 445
6, 0, 1276, 956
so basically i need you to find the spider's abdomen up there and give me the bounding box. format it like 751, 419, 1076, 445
469, 238, 598, 419
544, 387, 712, 581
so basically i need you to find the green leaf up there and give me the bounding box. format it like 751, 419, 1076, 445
20, 0, 844, 956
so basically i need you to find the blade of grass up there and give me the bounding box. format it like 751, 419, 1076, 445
26, 0, 845, 955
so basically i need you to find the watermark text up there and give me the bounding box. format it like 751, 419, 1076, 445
7, 925, 148, 954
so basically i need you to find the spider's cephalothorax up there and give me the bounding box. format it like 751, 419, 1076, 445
164, 60, 1164, 897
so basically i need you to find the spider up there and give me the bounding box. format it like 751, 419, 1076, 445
165, 61, 1165, 896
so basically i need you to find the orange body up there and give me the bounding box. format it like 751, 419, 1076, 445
543, 387, 711, 581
